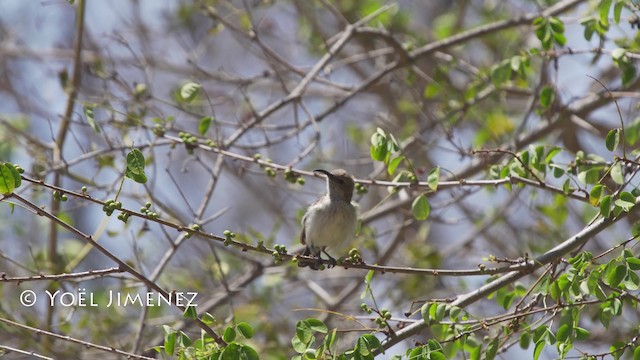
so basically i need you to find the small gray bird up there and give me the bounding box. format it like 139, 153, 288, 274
300, 169, 358, 269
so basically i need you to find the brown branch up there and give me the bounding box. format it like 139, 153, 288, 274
0, 267, 124, 283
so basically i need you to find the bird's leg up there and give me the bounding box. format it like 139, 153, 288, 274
321, 248, 337, 268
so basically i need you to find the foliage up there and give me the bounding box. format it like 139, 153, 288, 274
2, 0, 640, 359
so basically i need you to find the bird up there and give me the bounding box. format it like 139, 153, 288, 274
299, 169, 358, 270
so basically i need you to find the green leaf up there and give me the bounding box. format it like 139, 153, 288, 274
485, 338, 498, 360
164, 328, 176, 355
126, 149, 145, 175
533, 341, 545, 360
540, 86, 555, 108
627, 257, 640, 270
324, 328, 337, 348
600, 195, 612, 218
420, 302, 431, 323
223, 326, 236, 343
544, 147, 562, 164
239, 345, 260, 360
291, 334, 307, 353
599, 0, 612, 26
614, 1, 623, 24
490, 61, 512, 86
202, 312, 216, 326
198, 116, 213, 136
0, 163, 16, 195
427, 167, 440, 191
606, 129, 620, 152
296, 321, 312, 344
370, 129, 388, 161
611, 341, 626, 360
574, 327, 590, 341
520, 331, 531, 349
3, 163, 21, 189
180, 82, 201, 103
183, 306, 197, 319
549, 17, 565, 33
125, 148, 148, 184
620, 191, 636, 203
611, 162, 624, 185
412, 194, 430, 220
423, 82, 442, 99
611, 48, 627, 60
556, 324, 572, 342
614, 198, 635, 212
305, 318, 327, 333
634, 346, 640, 360
387, 156, 404, 175
590, 185, 603, 206
434, 303, 446, 322
608, 264, 627, 288
83, 104, 101, 133
237, 322, 254, 339
361, 270, 374, 299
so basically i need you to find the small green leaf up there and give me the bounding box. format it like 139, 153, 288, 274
427, 166, 440, 191
540, 86, 555, 108
223, 326, 236, 343
606, 129, 620, 151
627, 257, 640, 270
599, 0, 612, 26
486, 338, 498, 360
411, 194, 430, 221
4, 163, 21, 189
533, 341, 545, 360
305, 318, 327, 333
0, 163, 16, 195
126, 149, 145, 175
164, 329, 176, 355
291, 334, 307, 353
520, 331, 531, 349
202, 312, 216, 326
198, 116, 213, 136
83, 104, 101, 133
544, 147, 561, 164
125, 148, 148, 184
614, 198, 635, 212
611, 162, 624, 185
608, 264, 627, 288
239, 345, 260, 360
612, 48, 627, 60
614, 1, 623, 24
420, 302, 431, 323
387, 156, 404, 175
183, 306, 197, 319
590, 185, 603, 206
237, 322, 254, 339
296, 320, 313, 344
600, 195, 612, 218
556, 324, 572, 342
631, 222, 640, 238
574, 327, 590, 341
180, 82, 201, 103
434, 303, 446, 322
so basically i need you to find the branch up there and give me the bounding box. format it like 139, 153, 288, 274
0, 267, 124, 283
379, 213, 616, 352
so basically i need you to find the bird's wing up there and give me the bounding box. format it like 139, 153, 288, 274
300, 212, 308, 245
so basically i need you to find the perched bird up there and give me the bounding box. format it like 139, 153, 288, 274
299, 169, 357, 270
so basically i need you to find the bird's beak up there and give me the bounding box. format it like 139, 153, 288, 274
313, 169, 332, 177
